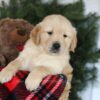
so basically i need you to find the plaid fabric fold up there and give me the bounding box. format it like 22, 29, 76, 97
0, 67, 67, 100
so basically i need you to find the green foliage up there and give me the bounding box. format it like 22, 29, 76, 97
0, 0, 100, 100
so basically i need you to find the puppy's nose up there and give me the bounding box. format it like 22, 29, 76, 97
53, 42, 60, 50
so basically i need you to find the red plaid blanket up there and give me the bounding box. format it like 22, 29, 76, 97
0, 67, 67, 100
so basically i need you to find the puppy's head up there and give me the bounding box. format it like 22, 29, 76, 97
30, 15, 77, 55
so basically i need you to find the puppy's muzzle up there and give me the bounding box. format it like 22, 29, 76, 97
51, 42, 61, 53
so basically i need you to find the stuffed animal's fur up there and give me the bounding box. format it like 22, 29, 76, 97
0, 18, 33, 66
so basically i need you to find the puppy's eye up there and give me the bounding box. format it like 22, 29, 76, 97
48, 32, 52, 35
63, 34, 68, 38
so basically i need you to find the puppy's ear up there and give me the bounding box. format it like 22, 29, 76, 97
30, 24, 41, 45
70, 28, 77, 53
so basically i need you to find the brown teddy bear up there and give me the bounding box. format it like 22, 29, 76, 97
0, 18, 33, 66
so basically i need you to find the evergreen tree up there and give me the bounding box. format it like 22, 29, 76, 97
0, 0, 100, 99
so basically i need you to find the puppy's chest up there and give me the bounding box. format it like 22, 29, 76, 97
34, 55, 61, 65
30, 54, 68, 73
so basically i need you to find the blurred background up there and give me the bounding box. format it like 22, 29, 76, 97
0, 0, 100, 100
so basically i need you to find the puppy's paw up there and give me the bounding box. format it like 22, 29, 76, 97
25, 74, 42, 91
0, 68, 16, 83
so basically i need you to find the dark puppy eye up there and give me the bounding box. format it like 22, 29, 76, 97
63, 34, 67, 38
48, 32, 52, 35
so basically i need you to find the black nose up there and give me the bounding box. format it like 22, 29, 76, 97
17, 29, 27, 36
53, 42, 60, 50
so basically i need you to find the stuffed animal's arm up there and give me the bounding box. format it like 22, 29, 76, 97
0, 53, 6, 66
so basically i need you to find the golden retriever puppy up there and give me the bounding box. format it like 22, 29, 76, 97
0, 15, 77, 91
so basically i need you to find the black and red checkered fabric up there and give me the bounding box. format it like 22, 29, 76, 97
0, 67, 67, 100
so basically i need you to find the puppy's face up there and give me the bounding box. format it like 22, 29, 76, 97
31, 15, 77, 55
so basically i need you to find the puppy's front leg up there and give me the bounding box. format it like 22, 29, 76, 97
25, 66, 52, 91
0, 58, 21, 83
